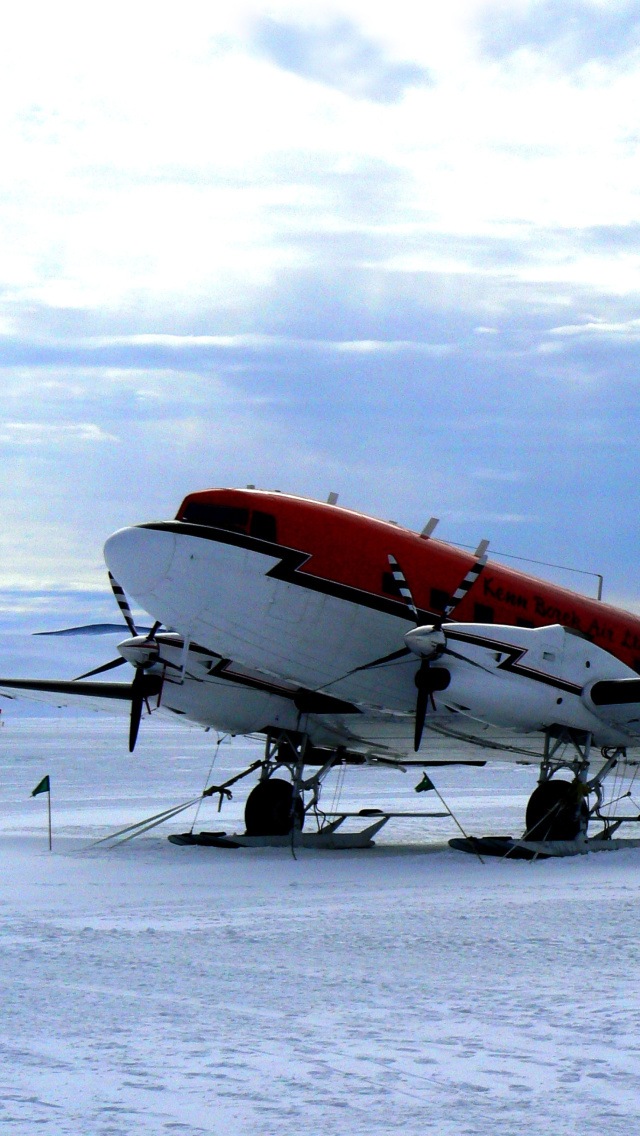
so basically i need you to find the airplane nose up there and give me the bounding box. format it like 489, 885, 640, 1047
104, 526, 176, 602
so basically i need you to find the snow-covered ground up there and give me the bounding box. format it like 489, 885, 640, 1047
1, 715, 640, 1135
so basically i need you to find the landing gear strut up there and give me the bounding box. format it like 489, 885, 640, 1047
243, 731, 339, 837
525, 728, 624, 842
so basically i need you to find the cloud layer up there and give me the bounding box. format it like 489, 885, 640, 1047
251, 16, 432, 102
479, 1, 640, 67
1, 0, 640, 637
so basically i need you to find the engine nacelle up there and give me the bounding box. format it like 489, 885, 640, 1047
420, 622, 640, 744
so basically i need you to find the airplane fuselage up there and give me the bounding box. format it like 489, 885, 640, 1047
100, 489, 640, 759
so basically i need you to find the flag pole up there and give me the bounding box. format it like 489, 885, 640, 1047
31, 775, 52, 851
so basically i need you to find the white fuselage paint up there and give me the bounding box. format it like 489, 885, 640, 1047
105, 525, 413, 691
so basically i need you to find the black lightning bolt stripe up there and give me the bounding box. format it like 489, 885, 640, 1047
135, 523, 584, 701
139, 522, 439, 624
207, 659, 360, 714
444, 628, 583, 696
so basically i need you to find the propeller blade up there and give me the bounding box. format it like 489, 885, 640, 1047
35, 623, 134, 637
414, 663, 431, 751
145, 620, 162, 642
129, 669, 146, 752
413, 658, 434, 754
73, 657, 127, 680
108, 572, 138, 636
129, 700, 143, 753
443, 539, 490, 618
388, 553, 431, 745
387, 554, 420, 622
128, 670, 163, 753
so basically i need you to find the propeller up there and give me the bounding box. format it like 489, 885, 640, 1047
128, 667, 163, 752
388, 555, 447, 751
410, 651, 456, 750
108, 578, 165, 751
389, 539, 489, 751
70, 573, 165, 751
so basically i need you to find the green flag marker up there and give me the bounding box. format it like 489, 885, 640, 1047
31, 775, 50, 797
31, 775, 52, 850
415, 773, 435, 793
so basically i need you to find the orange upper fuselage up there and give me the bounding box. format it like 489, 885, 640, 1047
176, 488, 640, 673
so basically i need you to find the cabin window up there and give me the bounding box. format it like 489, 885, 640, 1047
474, 602, 494, 623
634, 659, 640, 676
250, 511, 277, 542
181, 502, 249, 531
430, 587, 450, 613
516, 617, 535, 629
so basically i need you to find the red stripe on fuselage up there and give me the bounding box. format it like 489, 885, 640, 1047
176, 488, 640, 671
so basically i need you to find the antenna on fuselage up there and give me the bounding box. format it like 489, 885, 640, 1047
420, 517, 439, 539
327, 492, 339, 505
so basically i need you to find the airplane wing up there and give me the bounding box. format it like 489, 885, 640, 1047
321, 620, 640, 757
0, 678, 134, 714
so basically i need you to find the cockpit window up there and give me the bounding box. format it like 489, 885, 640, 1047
181, 503, 249, 531
179, 501, 278, 541
250, 511, 277, 542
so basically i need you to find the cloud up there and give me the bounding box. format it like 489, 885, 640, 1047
549, 318, 640, 337
0, 422, 117, 445
580, 222, 640, 251
250, 16, 432, 103
0, 292, 638, 612
0, 588, 117, 632
479, 1, 640, 68
33, 332, 454, 358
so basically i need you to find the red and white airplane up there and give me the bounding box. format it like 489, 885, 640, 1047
4, 486, 640, 847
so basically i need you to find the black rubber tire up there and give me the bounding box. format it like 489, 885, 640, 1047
244, 778, 305, 836
525, 779, 588, 842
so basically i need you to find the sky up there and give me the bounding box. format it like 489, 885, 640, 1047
2, 0, 640, 640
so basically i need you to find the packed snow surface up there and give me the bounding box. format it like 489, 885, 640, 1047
1, 716, 640, 1135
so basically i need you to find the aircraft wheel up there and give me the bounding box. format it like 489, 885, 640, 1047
525, 779, 588, 842
244, 778, 305, 836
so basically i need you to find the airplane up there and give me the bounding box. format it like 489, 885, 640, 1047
3, 485, 640, 850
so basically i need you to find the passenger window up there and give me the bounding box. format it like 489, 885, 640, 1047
181, 503, 249, 531
516, 617, 535, 629
430, 588, 451, 614
250, 511, 277, 542
474, 603, 494, 623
